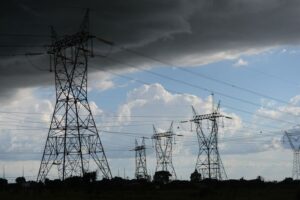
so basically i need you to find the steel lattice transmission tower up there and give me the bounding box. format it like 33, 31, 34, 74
285, 131, 300, 179
37, 10, 112, 181
185, 96, 231, 180
152, 122, 177, 180
133, 137, 149, 180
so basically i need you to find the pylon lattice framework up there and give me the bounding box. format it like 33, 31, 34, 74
189, 98, 230, 180
285, 131, 300, 179
152, 122, 177, 180
37, 10, 112, 181
134, 137, 149, 180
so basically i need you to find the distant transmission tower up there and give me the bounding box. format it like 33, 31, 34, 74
133, 137, 149, 180
37, 10, 112, 181
152, 122, 177, 180
184, 95, 231, 180
285, 131, 300, 179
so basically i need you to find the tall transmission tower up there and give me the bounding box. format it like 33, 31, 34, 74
133, 137, 149, 180
184, 95, 231, 180
37, 10, 112, 181
152, 122, 177, 180
284, 131, 300, 179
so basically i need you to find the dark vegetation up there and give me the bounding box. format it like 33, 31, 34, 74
1, 175, 300, 200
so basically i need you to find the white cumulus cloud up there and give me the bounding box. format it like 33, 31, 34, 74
233, 58, 248, 67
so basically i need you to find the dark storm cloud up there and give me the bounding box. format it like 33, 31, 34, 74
1, 0, 300, 99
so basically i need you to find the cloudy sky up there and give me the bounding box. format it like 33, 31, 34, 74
1, 0, 300, 181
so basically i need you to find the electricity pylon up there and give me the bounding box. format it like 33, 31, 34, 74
37, 10, 112, 181
152, 122, 177, 180
133, 137, 149, 180
285, 131, 300, 179
184, 95, 231, 180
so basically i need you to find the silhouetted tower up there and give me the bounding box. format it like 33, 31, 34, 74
133, 137, 149, 180
285, 131, 300, 179
152, 122, 177, 180
37, 10, 112, 181
185, 95, 231, 180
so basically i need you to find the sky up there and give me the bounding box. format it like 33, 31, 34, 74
2, 0, 300, 181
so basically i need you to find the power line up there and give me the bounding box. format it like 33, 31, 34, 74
97, 56, 298, 120
116, 46, 294, 105
0, 45, 46, 48
222, 103, 297, 125
102, 130, 151, 137
93, 59, 299, 127
1, 33, 296, 115
1, 32, 297, 103
0, 34, 50, 38
0, 33, 291, 148
101, 128, 282, 146
0, 103, 285, 137
98, 45, 300, 123
243, 66, 300, 88
100, 56, 262, 108
175, 67, 290, 104
0, 52, 46, 57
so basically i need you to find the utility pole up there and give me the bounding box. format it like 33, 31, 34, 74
152, 122, 177, 180
37, 9, 112, 182
183, 95, 231, 180
285, 131, 300, 179
133, 137, 149, 180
